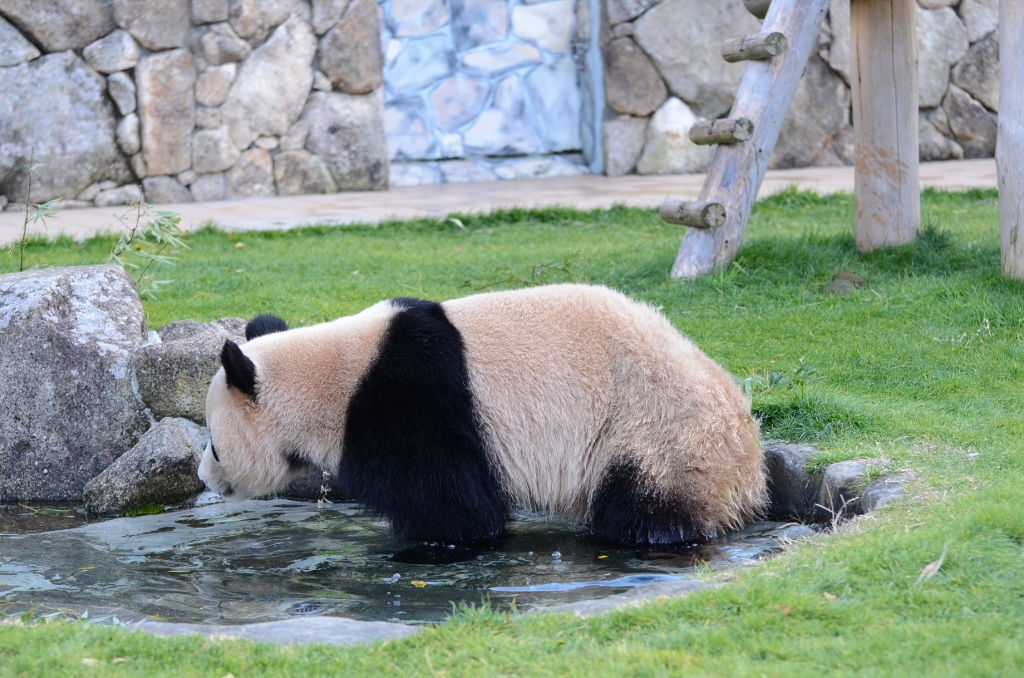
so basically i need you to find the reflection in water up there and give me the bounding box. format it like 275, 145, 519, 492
0, 499, 813, 625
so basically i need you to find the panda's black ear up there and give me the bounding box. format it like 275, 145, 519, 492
245, 314, 288, 341
221, 340, 257, 398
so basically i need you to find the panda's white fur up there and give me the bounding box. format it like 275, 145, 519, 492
199, 284, 766, 544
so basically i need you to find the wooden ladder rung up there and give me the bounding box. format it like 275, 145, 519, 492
659, 201, 727, 229
722, 31, 788, 63
689, 117, 754, 145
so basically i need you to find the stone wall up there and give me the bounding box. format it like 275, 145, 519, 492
0, 0, 1001, 209
600, 0, 1000, 176
0, 0, 388, 209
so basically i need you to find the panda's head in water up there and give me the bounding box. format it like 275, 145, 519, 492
197, 314, 309, 500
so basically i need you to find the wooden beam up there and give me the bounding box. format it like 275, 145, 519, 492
850, 0, 920, 253
999, 0, 1024, 279
660, 201, 727, 229
670, 0, 829, 278
722, 32, 788, 63
689, 118, 754, 145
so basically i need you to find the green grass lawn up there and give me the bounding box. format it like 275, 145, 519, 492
2, 189, 1022, 676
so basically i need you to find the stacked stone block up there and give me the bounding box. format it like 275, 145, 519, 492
0, 0, 388, 209
601, 0, 1001, 176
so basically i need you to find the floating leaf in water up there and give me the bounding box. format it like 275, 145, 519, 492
411, 580, 427, 588
597, 555, 608, 559
78, 566, 96, 571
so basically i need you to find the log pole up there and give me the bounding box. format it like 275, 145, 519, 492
689, 118, 754, 145
660, 201, 727, 229
999, 0, 1024, 279
670, 0, 829, 278
850, 0, 920, 253
722, 32, 788, 63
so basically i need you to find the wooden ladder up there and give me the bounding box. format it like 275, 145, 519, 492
662, 0, 830, 278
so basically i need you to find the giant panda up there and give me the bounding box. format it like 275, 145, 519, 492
198, 284, 766, 545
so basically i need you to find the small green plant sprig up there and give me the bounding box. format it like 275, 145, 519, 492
7, 150, 61, 272
108, 195, 188, 299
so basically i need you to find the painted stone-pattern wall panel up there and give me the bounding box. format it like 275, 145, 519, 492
381, 0, 589, 186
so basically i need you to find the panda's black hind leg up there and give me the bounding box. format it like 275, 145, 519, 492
589, 458, 705, 545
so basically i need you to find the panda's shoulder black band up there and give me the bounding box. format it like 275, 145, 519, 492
340, 297, 508, 542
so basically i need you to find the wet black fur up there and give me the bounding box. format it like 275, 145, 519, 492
340, 298, 509, 542
246, 313, 289, 340
589, 458, 705, 545
221, 340, 257, 398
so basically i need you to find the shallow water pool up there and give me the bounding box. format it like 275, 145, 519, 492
0, 499, 812, 625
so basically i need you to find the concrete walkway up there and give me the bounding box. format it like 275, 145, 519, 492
0, 159, 996, 245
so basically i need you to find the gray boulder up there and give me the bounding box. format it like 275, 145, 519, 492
95, 184, 143, 207
951, 32, 999, 112
108, 72, 138, 116
312, 0, 351, 34
116, 113, 141, 156
319, 0, 383, 94
226, 148, 276, 198
602, 115, 648, 177
83, 418, 209, 516
143, 176, 193, 204
772, 57, 851, 169
222, 15, 317, 149
959, 0, 998, 43
82, 29, 141, 74
944, 85, 998, 158
302, 90, 389, 190
195, 63, 237, 107
192, 126, 242, 174
113, 0, 191, 51
919, 109, 964, 161
200, 21, 252, 64
228, 0, 302, 41
917, 5, 969, 108
817, 460, 867, 520
0, 265, 150, 502
136, 319, 245, 424
137, 49, 198, 177
190, 172, 227, 201
763, 442, 822, 521
0, 52, 132, 203
0, 15, 40, 66
604, 37, 667, 118
633, 0, 759, 118
861, 472, 914, 513
274, 150, 339, 195
0, 0, 114, 51
607, 0, 658, 25
193, 0, 230, 24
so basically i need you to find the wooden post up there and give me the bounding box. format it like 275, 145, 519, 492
999, 0, 1024, 279
670, 0, 829, 278
850, 0, 920, 253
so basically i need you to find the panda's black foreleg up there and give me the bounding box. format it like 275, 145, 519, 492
589, 458, 705, 545
340, 298, 509, 543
